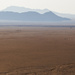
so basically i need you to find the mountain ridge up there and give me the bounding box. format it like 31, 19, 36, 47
0, 11, 70, 21
2, 6, 75, 19
3, 6, 50, 14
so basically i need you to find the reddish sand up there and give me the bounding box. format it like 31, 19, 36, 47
0, 27, 75, 75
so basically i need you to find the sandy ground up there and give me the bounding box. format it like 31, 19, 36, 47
0, 27, 75, 75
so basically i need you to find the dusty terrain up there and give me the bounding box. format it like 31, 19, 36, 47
0, 26, 75, 75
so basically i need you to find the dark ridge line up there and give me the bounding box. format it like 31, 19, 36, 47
0, 25, 75, 27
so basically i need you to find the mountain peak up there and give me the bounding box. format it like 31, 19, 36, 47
3, 6, 50, 14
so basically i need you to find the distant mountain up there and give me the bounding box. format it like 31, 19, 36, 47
54, 12, 75, 19
3, 6, 75, 19
0, 11, 70, 21
3, 6, 50, 14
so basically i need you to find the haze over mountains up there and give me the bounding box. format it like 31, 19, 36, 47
0, 6, 71, 21
3, 6, 50, 14
3, 6, 75, 19
54, 12, 75, 19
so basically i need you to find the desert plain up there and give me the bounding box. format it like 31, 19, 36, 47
0, 26, 75, 75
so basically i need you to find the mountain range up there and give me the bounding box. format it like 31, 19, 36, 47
3, 6, 75, 19
0, 11, 70, 21
3, 6, 50, 14
0, 6, 70, 21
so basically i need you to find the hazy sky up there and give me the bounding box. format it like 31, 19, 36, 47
0, 0, 75, 14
